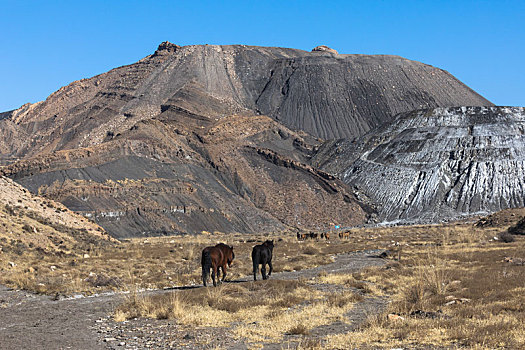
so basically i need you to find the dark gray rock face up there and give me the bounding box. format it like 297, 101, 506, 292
255, 55, 492, 139
314, 106, 525, 223
0, 43, 491, 162
0, 43, 497, 236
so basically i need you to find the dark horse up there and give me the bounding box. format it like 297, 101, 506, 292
201, 243, 235, 287
252, 240, 274, 281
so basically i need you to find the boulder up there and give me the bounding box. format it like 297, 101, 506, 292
311, 45, 338, 54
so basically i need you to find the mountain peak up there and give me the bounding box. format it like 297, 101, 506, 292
153, 41, 181, 55
311, 45, 338, 54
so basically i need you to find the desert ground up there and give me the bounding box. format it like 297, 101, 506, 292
1, 209, 525, 349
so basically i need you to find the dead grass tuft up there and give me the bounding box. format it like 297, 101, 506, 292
287, 323, 310, 335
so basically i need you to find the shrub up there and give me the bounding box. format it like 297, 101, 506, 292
508, 217, 525, 235
498, 232, 515, 243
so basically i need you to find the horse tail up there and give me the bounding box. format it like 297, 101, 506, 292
202, 250, 212, 286
252, 248, 260, 280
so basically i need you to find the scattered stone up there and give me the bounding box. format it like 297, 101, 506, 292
503, 257, 524, 266
104, 337, 117, 342
444, 297, 471, 306
387, 313, 405, 321
83, 254, 90, 259
8, 261, 16, 267
410, 310, 444, 319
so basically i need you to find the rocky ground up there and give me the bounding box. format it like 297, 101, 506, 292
0, 250, 387, 350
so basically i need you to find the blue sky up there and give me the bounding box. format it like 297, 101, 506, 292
0, 0, 523, 111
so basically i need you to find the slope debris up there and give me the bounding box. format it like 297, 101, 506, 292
0, 42, 491, 161
0, 42, 495, 236
315, 106, 525, 224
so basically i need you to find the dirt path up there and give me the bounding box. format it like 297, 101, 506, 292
0, 250, 388, 350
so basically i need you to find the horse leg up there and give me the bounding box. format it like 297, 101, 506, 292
268, 261, 273, 277
221, 265, 227, 282
253, 256, 259, 281
212, 265, 217, 287
216, 265, 221, 283
261, 264, 267, 280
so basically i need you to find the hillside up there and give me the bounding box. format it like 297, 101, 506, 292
0, 42, 490, 162
0, 42, 494, 236
314, 106, 525, 223
1, 113, 370, 238
0, 175, 113, 277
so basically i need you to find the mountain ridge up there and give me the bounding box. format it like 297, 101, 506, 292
0, 42, 491, 163
0, 42, 496, 237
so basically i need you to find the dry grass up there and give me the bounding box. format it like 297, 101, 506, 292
114, 278, 363, 345
0, 230, 367, 295
323, 224, 525, 349
3, 207, 525, 348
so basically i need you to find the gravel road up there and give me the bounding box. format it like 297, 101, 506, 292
0, 250, 388, 349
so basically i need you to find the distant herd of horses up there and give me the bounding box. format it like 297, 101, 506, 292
297, 230, 351, 240
201, 230, 352, 287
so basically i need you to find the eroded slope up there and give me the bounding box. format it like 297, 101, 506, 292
0, 42, 491, 163
315, 106, 525, 223
1, 113, 370, 238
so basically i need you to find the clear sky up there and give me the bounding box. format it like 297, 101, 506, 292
1, 0, 523, 112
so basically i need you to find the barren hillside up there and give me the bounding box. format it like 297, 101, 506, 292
0, 42, 491, 162
314, 106, 525, 223
0, 42, 494, 236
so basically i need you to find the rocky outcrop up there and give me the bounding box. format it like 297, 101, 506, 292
315, 106, 525, 224
311, 45, 338, 54
153, 41, 181, 55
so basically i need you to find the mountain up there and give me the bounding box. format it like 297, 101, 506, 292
313, 106, 525, 223
0, 42, 490, 161
0, 42, 493, 237
0, 112, 371, 238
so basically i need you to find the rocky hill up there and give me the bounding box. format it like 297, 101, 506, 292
0, 42, 495, 237
314, 106, 525, 223
0, 42, 490, 161
0, 176, 112, 256
0, 113, 370, 238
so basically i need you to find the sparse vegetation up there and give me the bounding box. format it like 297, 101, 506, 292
2, 197, 524, 348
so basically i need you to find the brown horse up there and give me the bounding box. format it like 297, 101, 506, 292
201, 243, 235, 287
339, 231, 350, 239
297, 232, 308, 241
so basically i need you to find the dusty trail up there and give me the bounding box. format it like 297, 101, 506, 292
0, 250, 387, 349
